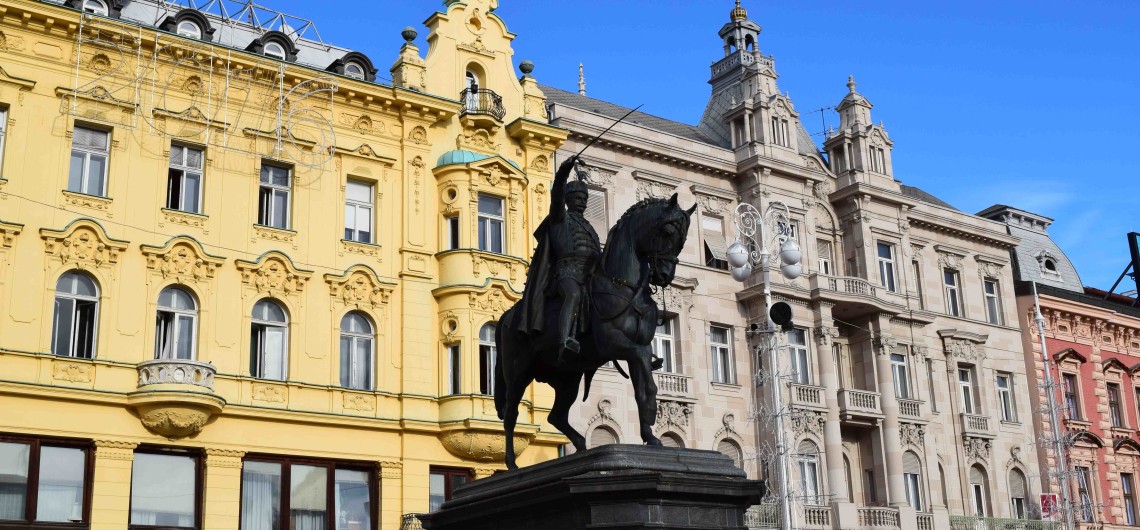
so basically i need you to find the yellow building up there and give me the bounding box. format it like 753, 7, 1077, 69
0, 0, 566, 528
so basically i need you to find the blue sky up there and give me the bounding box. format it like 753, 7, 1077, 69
268, 0, 1139, 291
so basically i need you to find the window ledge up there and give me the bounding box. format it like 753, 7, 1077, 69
61, 189, 112, 214
1110, 426, 1135, 438
160, 208, 208, 231
999, 419, 1022, 427
710, 381, 741, 390
341, 239, 380, 257
252, 224, 297, 247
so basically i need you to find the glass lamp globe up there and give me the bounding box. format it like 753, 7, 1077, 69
780, 262, 802, 280
730, 262, 753, 282
726, 241, 750, 268
779, 239, 802, 266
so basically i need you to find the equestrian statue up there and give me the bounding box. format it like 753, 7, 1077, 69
495, 154, 695, 470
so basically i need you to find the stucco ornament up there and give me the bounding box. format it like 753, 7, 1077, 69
788, 408, 825, 436
949, 340, 983, 361
142, 237, 224, 283
654, 401, 692, 433
963, 437, 992, 462
41, 221, 128, 269
438, 430, 531, 462
236, 252, 312, 297
325, 267, 393, 311
937, 251, 963, 270
814, 326, 839, 346
128, 359, 224, 439
899, 423, 925, 448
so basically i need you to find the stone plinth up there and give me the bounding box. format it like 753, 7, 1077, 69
420, 445, 765, 530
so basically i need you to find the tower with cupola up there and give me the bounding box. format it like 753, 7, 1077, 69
823, 76, 895, 188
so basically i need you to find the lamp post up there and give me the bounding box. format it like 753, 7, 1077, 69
727, 200, 802, 530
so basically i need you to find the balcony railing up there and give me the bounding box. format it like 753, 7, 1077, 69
400, 513, 425, 530
745, 504, 830, 529
858, 506, 900, 528
137, 358, 216, 390
790, 383, 826, 409
810, 274, 906, 310
948, 515, 1058, 530
917, 512, 934, 530
460, 88, 505, 121
898, 398, 923, 419
803, 506, 831, 527
961, 413, 994, 437
654, 372, 691, 396
839, 388, 883, 418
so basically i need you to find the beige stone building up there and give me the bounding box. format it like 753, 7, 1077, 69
554, 4, 1044, 529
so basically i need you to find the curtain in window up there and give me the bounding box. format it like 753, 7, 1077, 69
241, 462, 280, 530
35, 447, 84, 522
290, 465, 327, 530
0, 442, 29, 520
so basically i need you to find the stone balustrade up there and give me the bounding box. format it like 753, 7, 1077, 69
790, 383, 826, 409
839, 389, 882, 415
898, 398, 923, 419
961, 413, 993, 436
857, 506, 900, 528
917, 512, 934, 530
654, 372, 691, 396
136, 358, 216, 390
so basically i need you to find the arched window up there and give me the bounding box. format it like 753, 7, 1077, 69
176, 20, 202, 39
340, 312, 374, 390
796, 440, 820, 504
745, 34, 756, 52
589, 426, 618, 448
464, 70, 480, 111
661, 433, 684, 448
938, 463, 948, 507
345, 62, 365, 80
479, 323, 496, 395
718, 439, 744, 470
263, 42, 286, 60
1044, 259, 1057, 272
250, 300, 288, 380
903, 451, 923, 511
82, 0, 108, 16
155, 286, 197, 360
843, 454, 854, 502
52, 272, 99, 359
969, 465, 991, 516
1009, 468, 1028, 519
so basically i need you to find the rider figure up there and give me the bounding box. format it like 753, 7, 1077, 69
548, 156, 601, 363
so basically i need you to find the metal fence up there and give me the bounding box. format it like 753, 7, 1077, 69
948, 515, 1058, 530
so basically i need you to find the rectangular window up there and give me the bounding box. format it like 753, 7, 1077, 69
479, 339, 496, 396
1076, 466, 1093, 522
891, 353, 910, 399
1062, 373, 1081, 420
258, 164, 291, 229
68, 126, 109, 197
817, 240, 833, 275
798, 459, 819, 505
958, 368, 975, 414
996, 373, 1016, 422
904, 472, 922, 512
444, 215, 460, 250
1109, 383, 1125, 428
344, 179, 374, 243
477, 194, 504, 254
1011, 496, 1026, 520
788, 329, 811, 385
240, 456, 374, 530
250, 324, 287, 381
944, 269, 961, 317
585, 187, 608, 244
911, 260, 924, 309
701, 216, 729, 271
870, 146, 886, 173
770, 116, 790, 147
447, 345, 461, 395
130, 451, 199, 528
429, 467, 471, 513
971, 482, 987, 516
877, 242, 897, 292
863, 470, 877, 505
0, 436, 91, 525
710, 325, 734, 384
0, 107, 9, 177
653, 318, 677, 374
1125, 473, 1137, 526
166, 145, 203, 214
983, 279, 1002, 325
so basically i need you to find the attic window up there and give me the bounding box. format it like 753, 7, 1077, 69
83, 0, 108, 16
176, 20, 202, 39
1044, 259, 1057, 272
345, 62, 365, 80
264, 42, 286, 60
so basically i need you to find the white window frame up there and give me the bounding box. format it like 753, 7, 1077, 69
653, 318, 677, 374
447, 344, 461, 395
154, 286, 197, 361
983, 278, 1002, 325
1062, 372, 1081, 420
970, 482, 988, 517
798, 453, 821, 505
904, 471, 923, 512
444, 215, 460, 250
250, 300, 288, 380
344, 179, 374, 243
891, 353, 910, 399
1108, 382, 1125, 428
996, 373, 1016, 422
167, 144, 204, 214
958, 367, 975, 414
877, 242, 897, 292
69, 125, 110, 197
944, 269, 961, 317
710, 325, 734, 384
479, 324, 496, 395
258, 164, 291, 229
339, 312, 373, 390
263, 41, 286, 60
51, 272, 100, 359
788, 328, 811, 385
82, 0, 108, 16
770, 115, 790, 148
0, 107, 8, 178
176, 20, 202, 39
817, 239, 832, 275
477, 194, 505, 254
870, 146, 886, 173
345, 62, 365, 80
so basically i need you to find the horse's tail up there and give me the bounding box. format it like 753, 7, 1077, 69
494, 315, 508, 420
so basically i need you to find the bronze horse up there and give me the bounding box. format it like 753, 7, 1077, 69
495, 194, 695, 470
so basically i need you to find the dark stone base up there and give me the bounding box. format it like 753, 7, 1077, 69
420, 445, 765, 530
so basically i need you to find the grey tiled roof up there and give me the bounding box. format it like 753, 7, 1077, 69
900, 184, 957, 211
540, 84, 726, 147
978, 205, 1084, 291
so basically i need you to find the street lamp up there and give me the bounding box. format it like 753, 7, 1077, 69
729, 200, 802, 530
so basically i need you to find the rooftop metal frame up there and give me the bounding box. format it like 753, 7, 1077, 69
156, 0, 326, 44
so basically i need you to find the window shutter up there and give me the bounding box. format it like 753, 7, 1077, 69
73, 127, 109, 151
585, 188, 608, 243
661, 434, 682, 448
903, 452, 922, 475
589, 427, 617, 448
817, 240, 832, 260
701, 216, 728, 260
970, 466, 985, 485
718, 439, 743, 468
1009, 470, 1027, 498
185, 147, 203, 169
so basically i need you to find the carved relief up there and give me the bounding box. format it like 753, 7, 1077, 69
379, 460, 402, 479
948, 340, 983, 362
159, 209, 208, 232
814, 326, 839, 346
534, 183, 548, 218
252, 225, 297, 247
408, 125, 428, 144
52, 362, 93, 383
977, 260, 1003, 280
963, 436, 992, 462
325, 267, 394, 311
339, 113, 384, 136
61, 190, 113, 216
343, 393, 374, 412
937, 251, 963, 271
139, 409, 210, 439
788, 408, 825, 436
473, 254, 518, 282
899, 423, 925, 448
457, 129, 500, 153
530, 155, 549, 173
339, 240, 380, 259
41, 220, 128, 270
588, 399, 616, 426
93, 440, 138, 460
579, 165, 615, 187
410, 156, 425, 214
438, 430, 530, 462
141, 237, 225, 284
695, 193, 730, 215
252, 383, 286, 403
468, 286, 520, 314
0, 222, 20, 248
654, 401, 692, 433
635, 179, 676, 201
236, 252, 311, 297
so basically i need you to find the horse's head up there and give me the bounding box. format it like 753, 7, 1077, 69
642, 193, 696, 287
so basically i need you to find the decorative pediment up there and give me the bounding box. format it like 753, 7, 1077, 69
1103, 357, 1129, 373
0, 65, 35, 91
235, 251, 312, 297
40, 219, 129, 270
467, 283, 521, 314
633, 169, 681, 201
654, 400, 692, 434
1070, 431, 1104, 448
324, 265, 395, 311
140, 236, 225, 283
152, 106, 229, 131
963, 436, 991, 462
469, 157, 527, 187
332, 143, 397, 166
1115, 438, 1140, 454
56, 85, 138, 112
338, 112, 386, 136
938, 329, 989, 362
690, 184, 735, 216
1053, 348, 1087, 364
899, 423, 925, 448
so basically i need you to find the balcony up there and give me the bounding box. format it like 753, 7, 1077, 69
745, 504, 831, 529
898, 398, 926, 422
790, 383, 827, 411
858, 507, 900, 528
809, 274, 906, 317
917, 513, 934, 530
961, 413, 995, 438
838, 388, 883, 425
948, 515, 1057, 530
654, 372, 692, 398
460, 88, 506, 128
127, 359, 225, 439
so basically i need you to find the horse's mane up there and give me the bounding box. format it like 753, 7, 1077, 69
605, 197, 671, 241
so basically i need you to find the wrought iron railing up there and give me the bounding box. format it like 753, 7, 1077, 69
948, 515, 1058, 530
460, 88, 505, 120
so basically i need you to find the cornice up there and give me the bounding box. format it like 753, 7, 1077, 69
908, 211, 1018, 249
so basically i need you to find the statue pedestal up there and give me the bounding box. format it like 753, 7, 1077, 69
420, 445, 765, 530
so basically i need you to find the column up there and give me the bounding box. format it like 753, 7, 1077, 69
380, 460, 404, 530
90, 440, 136, 530
743, 109, 753, 144
872, 331, 907, 507
203, 449, 245, 530
814, 320, 846, 503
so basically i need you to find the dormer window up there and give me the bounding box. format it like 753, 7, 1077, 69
176, 20, 202, 39
345, 62, 365, 80
770, 115, 790, 147
1044, 259, 1057, 272
83, 0, 108, 15
264, 42, 286, 60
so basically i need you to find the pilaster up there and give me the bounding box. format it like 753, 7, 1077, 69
380, 460, 404, 530
203, 448, 245, 530
90, 440, 136, 530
